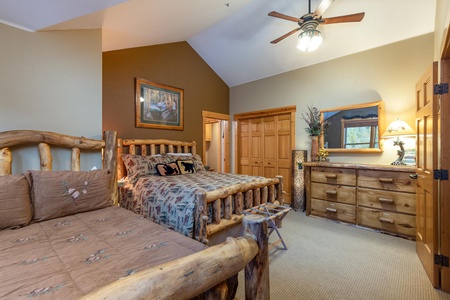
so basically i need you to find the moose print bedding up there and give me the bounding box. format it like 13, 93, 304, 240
120, 171, 264, 237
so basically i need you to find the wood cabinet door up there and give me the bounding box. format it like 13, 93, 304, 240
415, 62, 439, 288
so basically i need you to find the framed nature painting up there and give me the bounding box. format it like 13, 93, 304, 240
135, 78, 184, 130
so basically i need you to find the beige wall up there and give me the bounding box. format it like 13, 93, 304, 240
102, 42, 229, 157
434, 0, 450, 60
230, 33, 434, 165
0, 23, 103, 171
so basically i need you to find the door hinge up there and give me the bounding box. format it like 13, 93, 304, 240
434, 169, 449, 180
434, 254, 449, 267
434, 83, 449, 95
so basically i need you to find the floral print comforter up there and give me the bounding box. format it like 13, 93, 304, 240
120, 171, 265, 237
0, 206, 205, 300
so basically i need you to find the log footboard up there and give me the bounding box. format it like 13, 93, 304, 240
195, 175, 284, 244
81, 214, 270, 300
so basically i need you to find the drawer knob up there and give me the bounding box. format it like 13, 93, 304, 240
326, 208, 337, 213
379, 217, 394, 224
325, 190, 337, 195
325, 174, 337, 179
379, 178, 394, 184
378, 197, 394, 203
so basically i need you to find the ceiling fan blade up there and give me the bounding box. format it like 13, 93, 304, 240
268, 11, 300, 23
270, 27, 301, 44
322, 12, 365, 24
314, 0, 335, 16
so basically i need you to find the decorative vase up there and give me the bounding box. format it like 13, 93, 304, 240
310, 136, 319, 162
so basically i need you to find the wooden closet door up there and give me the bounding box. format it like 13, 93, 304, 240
238, 119, 251, 175
263, 116, 277, 178
277, 114, 292, 204
250, 118, 263, 176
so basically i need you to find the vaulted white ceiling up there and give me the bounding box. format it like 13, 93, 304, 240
0, 0, 436, 87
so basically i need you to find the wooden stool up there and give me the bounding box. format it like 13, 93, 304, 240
245, 203, 291, 250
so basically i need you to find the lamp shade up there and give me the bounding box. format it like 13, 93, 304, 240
297, 29, 322, 52
381, 118, 416, 138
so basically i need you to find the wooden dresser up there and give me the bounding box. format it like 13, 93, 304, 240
304, 162, 417, 238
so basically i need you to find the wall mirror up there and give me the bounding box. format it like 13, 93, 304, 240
320, 101, 385, 153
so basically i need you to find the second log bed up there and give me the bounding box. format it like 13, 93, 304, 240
117, 138, 284, 244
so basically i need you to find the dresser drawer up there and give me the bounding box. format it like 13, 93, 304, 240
357, 207, 416, 237
311, 198, 355, 223
357, 187, 415, 215
311, 182, 356, 204
311, 167, 356, 186
357, 170, 415, 193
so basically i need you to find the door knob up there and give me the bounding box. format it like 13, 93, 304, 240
409, 174, 418, 179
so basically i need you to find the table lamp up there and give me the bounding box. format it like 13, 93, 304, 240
381, 118, 416, 165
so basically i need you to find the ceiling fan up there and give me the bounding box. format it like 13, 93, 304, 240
268, 0, 365, 51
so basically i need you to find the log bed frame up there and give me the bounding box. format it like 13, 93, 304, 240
117, 138, 284, 244
0, 130, 271, 299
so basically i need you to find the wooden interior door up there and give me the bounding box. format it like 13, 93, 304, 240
415, 62, 439, 287
440, 59, 450, 292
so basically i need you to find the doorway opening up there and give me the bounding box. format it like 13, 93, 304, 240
202, 111, 230, 173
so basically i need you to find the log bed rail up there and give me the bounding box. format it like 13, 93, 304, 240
117, 138, 284, 244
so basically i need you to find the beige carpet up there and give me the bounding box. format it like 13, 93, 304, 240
236, 210, 450, 300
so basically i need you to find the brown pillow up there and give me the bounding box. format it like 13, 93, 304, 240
30, 169, 112, 222
176, 159, 196, 174
0, 174, 32, 229
156, 162, 181, 176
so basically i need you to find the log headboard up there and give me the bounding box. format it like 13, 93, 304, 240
117, 138, 197, 180
0, 130, 118, 203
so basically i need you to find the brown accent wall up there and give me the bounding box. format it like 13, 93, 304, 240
103, 41, 229, 156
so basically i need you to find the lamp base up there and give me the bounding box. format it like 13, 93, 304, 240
391, 160, 406, 166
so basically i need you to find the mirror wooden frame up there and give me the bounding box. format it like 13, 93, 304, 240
320, 100, 385, 153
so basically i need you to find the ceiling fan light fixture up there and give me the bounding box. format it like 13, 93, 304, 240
297, 29, 322, 52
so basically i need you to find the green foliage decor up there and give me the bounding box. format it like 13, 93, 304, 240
302, 106, 330, 136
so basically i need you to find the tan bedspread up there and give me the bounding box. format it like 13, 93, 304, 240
0, 206, 206, 299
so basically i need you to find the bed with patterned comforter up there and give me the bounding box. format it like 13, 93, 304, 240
120, 171, 266, 237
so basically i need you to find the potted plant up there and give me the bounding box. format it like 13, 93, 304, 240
302, 106, 330, 161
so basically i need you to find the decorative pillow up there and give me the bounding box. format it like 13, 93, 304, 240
30, 169, 112, 222
166, 153, 206, 171
176, 159, 196, 174
156, 163, 181, 176
0, 174, 32, 229
121, 154, 170, 179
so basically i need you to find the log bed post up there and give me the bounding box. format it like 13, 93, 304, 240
195, 191, 209, 244
244, 214, 270, 300
275, 175, 284, 205
103, 131, 118, 205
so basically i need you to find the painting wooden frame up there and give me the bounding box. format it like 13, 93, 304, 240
135, 78, 184, 130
